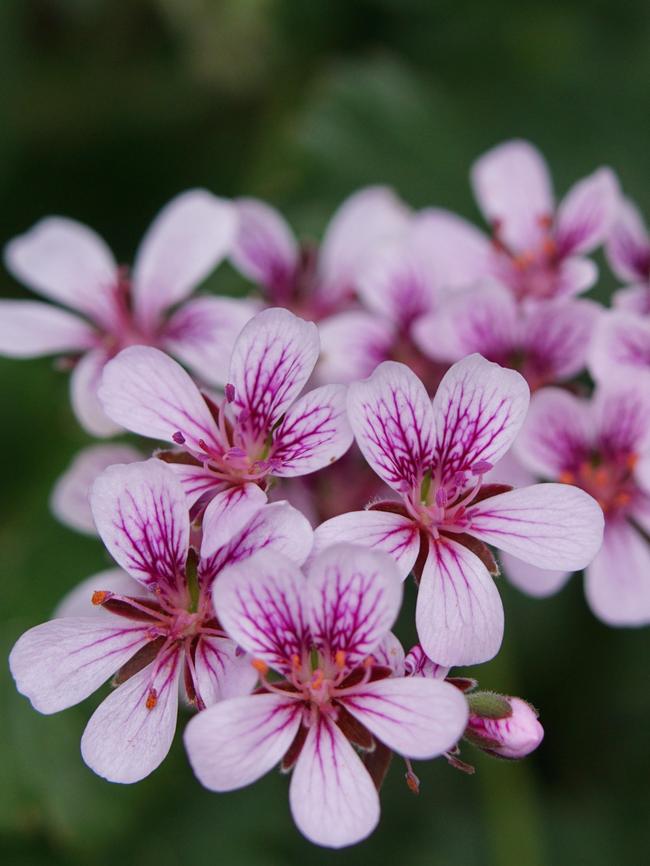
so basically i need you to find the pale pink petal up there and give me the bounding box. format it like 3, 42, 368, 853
81, 648, 181, 783
589, 310, 650, 385
613, 284, 650, 315
513, 387, 591, 478
9, 617, 152, 714
228, 308, 320, 437
289, 715, 380, 848
605, 198, 650, 284
342, 676, 468, 758
162, 296, 257, 386
593, 385, 650, 457
272, 384, 353, 476
403, 644, 449, 679
467, 483, 604, 570
411, 208, 492, 289
471, 140, 554, 251
485, 450, 536, 489
4, 217, 118, 328
200, 483, 267, 559
230, 198, 299, 294
99, 345, 222, 454
192, 636, 259, 706
347, 361, 435, 492
555, 168, 620, 255
184, 693, 301, 790
374, 632, 406, 674
0, 300, 97, 358
636, 457, 650, 495
54, 569, 144, 619
585, 521, 650, 626
416, 539, 504, 666
168, 463, 222, 506
307, 545, 402, 664
555, 256, 598, 297
312, 510, 420, 579
318, 186, 410, 300
71, 348, 121, 437
523, 298, 601, 384
212, 550, 308, 671
51, 444, 142, 534
499, 551, 570, 598
90, 459, 189, 590
432, 354, 530, 483
132, 190, 236, 330
317, 311, 394, 385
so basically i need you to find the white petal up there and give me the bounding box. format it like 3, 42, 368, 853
0, 300, 96, 358
71, 348, 122, 437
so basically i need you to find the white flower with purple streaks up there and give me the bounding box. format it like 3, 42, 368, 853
183, 544, 468, 849
313, 355, 604, 665
230, 187, 410, 320
0, 190, 254, 435
424, 140, 618, 304
99, 308, 353, 516
9, 459, 313, 783
606, 197, 650, 313
513, 386, 650, 625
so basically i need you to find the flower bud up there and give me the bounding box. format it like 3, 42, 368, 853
464, 693, 544, 759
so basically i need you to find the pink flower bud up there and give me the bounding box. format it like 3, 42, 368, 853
465, 695, 544, 759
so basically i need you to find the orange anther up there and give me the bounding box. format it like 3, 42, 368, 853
335, 650, 346, 669
291, 654, 302, 671
363, 655, 375, 669
558, 471, 574, 485
92, 591, 109, 606
311, 670, 324, 690
625, 453, 638, 470
145, 688, 158, 710
614, 492, 631, 507
594, 468, 609, 487
251, 658, 269, 675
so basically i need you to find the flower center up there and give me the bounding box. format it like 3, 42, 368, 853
492, 216, 562, 301
403, 461, 492, 537
559, 453, 638, 516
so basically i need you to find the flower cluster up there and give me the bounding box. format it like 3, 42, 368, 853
5, 138, 647, 847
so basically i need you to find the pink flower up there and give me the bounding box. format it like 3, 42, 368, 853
414, 282, 601, 391
98, 308, 354, 513
313, 355, 604, 665
589, 309, 650, 385
0, 191, 254, 435
9, 459, 313, 783
465, 694, 544, 759
449, 139, 619, 303
606, 197, 650, 313
513, 386, 650, 625
183, 544, 468, 848
230, 187, 410, 320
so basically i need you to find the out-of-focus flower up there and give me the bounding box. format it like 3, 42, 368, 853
414, 282, 601, 391
313, 355, 604, 666
184, 544, 468, 848
464, 693, 544, 759
514, 386, 650, 625
9, 459, 313, 783
99, 308, 353, 517
606, 197, 650, 313
0, 191, 254, 435
589, 309, 650, 384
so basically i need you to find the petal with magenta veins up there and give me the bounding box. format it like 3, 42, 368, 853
555, 256, 598, 298
4, 216, 119, 329
431, 353, 529, 484
523, 298, 601, 384
467, 483, 604, 570
71, 347, 122, 437
589, 310, 650, 386
212, 549, 308, 672
471, 140, 554, 252
513, 387, 591, 479
54, 568, 145, 619
99, 345, 222, 454
184, 693, 301, 790
9, 617, 152, 714
499, 551, 570, 598
416, 538, 504, 666
317, 311, 394, 385
81, 647, 182, 783
347, 360, 435, 492
289, 714, 380, 849
605, 198, 650, 284
312, 510, 420, 580
162, 296, 258, 387
0, 300, 97, 358
230, 198, 299, 294
374, 632, 406, 675
593, 384, 650, 458
585, 521, 650, 626
613, 284, 650, 315
132, 190, 236, 331
200, 483, 268, 559
192, 636, 259, 707
228, 308, 320, 437
411, 208, 492, 290
341, 676, 468, 759
166, 462, 222, 506
91, 459, 189, 590
307, 544, 403, 665
555, 167, 619, 256
272, 384, 353, 477
51, 443, 143, 535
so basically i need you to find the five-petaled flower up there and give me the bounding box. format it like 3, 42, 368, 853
98, 307, 354, 522
0, 190, 254, 434
183, 544, 468, 849
9, 459, 313, 783
313, 354, 604, 665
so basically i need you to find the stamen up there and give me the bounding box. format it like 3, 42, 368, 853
92, 590, 110, 606
558, 470, 575, 484
225, 384, 235, 403
172, 431, 186, 445
145, 688, 158, 710
471, 460, 493, 475
405, 758, 420, 794
291, 654, 302, 671
252, 658, 269, 675
197, 439, 211, 454
335, 650, 346, 669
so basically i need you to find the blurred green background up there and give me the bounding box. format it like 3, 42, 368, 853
1, 1, 649, 864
